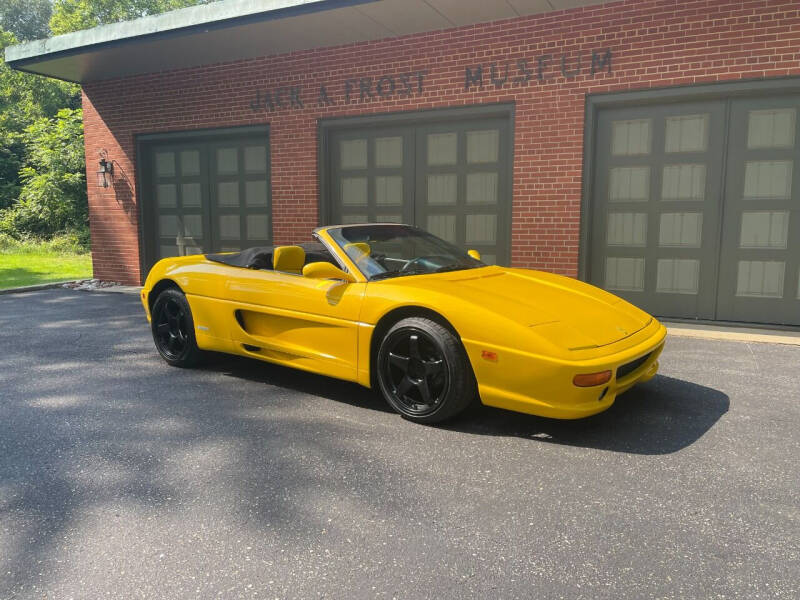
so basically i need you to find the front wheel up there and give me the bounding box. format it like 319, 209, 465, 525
151, 288, 204, 367
376, 317, 476, 424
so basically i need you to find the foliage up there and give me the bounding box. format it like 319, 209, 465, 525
50, 0, 216, 35
0, 1, 213, 245
0, 109, 87, 238
0, 0, 52, 42
0, 28, 80, 213
0, 231, 90, 255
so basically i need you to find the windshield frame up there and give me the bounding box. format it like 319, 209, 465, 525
320, 223, 486, 282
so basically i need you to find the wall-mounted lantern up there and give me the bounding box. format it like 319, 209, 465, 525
97, 150, 113, 188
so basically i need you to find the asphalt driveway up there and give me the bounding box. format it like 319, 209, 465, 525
0, 288, 798, 599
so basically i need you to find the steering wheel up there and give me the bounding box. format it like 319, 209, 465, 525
399, 256, 450, 273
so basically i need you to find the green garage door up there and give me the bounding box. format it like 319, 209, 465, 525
590, 94, 800, 326
329, 117, 511, 265
140, 130, 271, 270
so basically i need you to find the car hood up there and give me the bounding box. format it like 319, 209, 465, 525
396, 266, 652, 351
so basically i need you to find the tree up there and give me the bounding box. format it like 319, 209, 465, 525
0, 29, 80, 212
50, 0, 217, 35
0, 0, 52, 42
0, 0, 214, 240
0, 109, 87, 237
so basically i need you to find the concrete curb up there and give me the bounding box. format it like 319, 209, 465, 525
90, 285, 142, 295
665, 323, 800, 346
0, 281, 77, 295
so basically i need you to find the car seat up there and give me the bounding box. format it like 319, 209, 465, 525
272, 245, 306, 274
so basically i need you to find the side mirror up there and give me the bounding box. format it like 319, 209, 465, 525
302, 261, 356, 282
467, 249, 482, 261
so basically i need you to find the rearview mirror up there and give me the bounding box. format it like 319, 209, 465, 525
302, 261, 356, 282
467, 249, 481, 261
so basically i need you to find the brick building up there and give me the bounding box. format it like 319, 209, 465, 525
7, 0, 800, 326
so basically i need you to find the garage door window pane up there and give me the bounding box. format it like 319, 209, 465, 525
375, 137, 403, 168
744, 161, 793, 199
659, 213, 703, 247
611, 119, 651, 156
159, 215, 179, 237
466, 172, 498, 204
428, 133, 457, 166
217, 148, 238, 174
657, 259, 700, 294
341, 177, 368, 206
246, 215, 270, 240
218, 182, 239, 206
607, 212, 647, 246
466, 214, 497, 244
157, 184, 177, 208
341, 139, 367, 169
156, 152, 175, 177
219, 215, 241, 240
427, 174, 457, 205
377, 214, 403, 223
244, 146, 267, 173
427, 215, 456, 242
245, 180, 268, 207
160, 245, 179, 257
182, 183, 202, 207
747, 109, 795, 149
467, 130, 499, 163
665, 114, 708, 153
182, 214, 203, 238
605, 257, 645, 291
180, 150, 200, 176
609, 167, 649, 202
739, 211, 789, 249
661, 164, 706, 200
375, 176, 403, 205
341, 214, 368, 224
736, 261, 785, 297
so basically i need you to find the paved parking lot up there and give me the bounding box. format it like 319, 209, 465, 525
0, 288, 798, 599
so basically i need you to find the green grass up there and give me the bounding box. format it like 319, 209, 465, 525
0, 234, 92, 290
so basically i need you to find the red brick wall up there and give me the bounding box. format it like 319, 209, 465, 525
82, 0, 800, 285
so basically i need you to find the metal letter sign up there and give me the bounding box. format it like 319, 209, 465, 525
465, 48, 612, 89
248, 47, 613, 111
250, 70, 428, 112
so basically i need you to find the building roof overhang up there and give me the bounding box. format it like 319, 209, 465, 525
4, 0, 607, 83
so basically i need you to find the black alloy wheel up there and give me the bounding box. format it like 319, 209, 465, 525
377, 317, 476, 424
151, 288, 203, 367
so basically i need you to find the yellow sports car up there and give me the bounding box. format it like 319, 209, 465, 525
141, 224, 666, 424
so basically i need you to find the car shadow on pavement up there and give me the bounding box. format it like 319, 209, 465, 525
207, 353, 395, 414
447, 374, 730, 455
208, 355, 728, 455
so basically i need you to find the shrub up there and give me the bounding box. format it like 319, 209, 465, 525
0, 108, 87, 238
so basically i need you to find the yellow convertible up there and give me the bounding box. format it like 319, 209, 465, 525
141, 224, 666, 424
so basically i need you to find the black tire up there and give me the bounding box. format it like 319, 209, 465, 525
150, 288, 204, 367
376, 317, 476, 424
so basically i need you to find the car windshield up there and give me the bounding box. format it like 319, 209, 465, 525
326, 224, 485, 281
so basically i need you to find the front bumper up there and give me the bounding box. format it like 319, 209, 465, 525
464, 319, 667, 419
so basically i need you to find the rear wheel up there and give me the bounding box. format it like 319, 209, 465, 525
151, 288, 204, 367
376, 317, 475, 424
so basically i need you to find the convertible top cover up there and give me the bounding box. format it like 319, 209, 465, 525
205, 242, 334, 270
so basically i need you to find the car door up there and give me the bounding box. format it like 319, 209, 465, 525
224, 268, 366, 382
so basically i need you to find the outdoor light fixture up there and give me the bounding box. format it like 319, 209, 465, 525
97, 151, 113, 188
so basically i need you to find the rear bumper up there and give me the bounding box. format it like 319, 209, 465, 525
464, 320, 667, 419
140, 288, 152, 321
